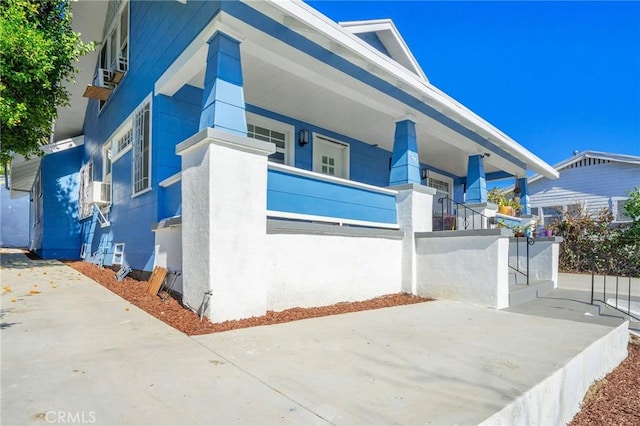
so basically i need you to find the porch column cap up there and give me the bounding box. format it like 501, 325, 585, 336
176, 127, 275, 157
388, 183, 436, 195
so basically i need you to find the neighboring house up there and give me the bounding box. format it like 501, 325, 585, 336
10, 0, 561, 321
525, 151, 639, 226
0, 177, 29, 248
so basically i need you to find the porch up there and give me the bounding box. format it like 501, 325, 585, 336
154, 128, 562, 322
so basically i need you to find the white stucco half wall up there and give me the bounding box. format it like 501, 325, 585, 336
266, 222, 403, 311
415, 229, 511, 308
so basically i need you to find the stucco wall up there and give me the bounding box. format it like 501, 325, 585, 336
266, 225, 403, 312
0, 180, 29, 248
415, 230, 511, 308
508, 237, 562, 286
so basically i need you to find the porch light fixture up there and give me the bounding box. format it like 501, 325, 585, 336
421, 168, 429, 180
298, 129, 309, 147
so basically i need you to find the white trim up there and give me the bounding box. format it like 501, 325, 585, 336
246, 112, 295, 166
267, 210, 399, 230
159, 172, 182, 188
612, 197, 632, 223
112, 243, 125, 265
270, 0, 558, 179
424, 170, 453, 197
312, 133, 350, 179
268, 163, 398, 196
131, 186, 152, 199
110, 120, 134, 162
338, 19, 427, 81
526, 151, 640, 186
80, 243, 89, 259
131, 94, 153, 197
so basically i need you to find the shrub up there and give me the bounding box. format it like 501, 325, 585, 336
554, 205, 639, 277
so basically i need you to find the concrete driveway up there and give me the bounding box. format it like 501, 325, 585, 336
1, 250, 628, 425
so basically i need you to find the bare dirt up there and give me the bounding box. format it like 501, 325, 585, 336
64, 260, 640, 423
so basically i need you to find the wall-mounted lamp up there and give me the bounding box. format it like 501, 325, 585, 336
298, 129, 309, 147
421, 168, 429, 180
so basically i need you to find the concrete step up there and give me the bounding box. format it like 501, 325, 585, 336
509, 280, 554, 307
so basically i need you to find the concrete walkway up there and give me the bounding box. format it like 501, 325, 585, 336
507, 272, 640, 332
0, 250, 629, 425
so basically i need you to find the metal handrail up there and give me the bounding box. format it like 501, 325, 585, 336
590, 247, 640, 321
435, 196, 492, 231
509, 236, 534, 285
434, 195, 534, 285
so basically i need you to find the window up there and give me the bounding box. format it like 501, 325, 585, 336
99, 1, 129, 73
80, 243, 89, 259
78, 162, 94, 220
540, 206, 563, 226
97, 1, 129, 110
103, 142, 113, 183
616, 199, 632, 222
132, 101, 151, 195
246, 114, 294, 166
112, 243, 125, 265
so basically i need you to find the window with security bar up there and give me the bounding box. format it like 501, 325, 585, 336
132, 102, 151, 195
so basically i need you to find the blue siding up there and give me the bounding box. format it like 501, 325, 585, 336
37, 147, 82, 259
79, 2, 222, 271
356, 32, 390, 57
267, 168, 398, 225
246, 104, 393, 187
160, 181, 182, 220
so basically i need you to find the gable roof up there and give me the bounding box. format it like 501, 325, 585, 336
339, 19, 428, 81
527, 150, 640, 185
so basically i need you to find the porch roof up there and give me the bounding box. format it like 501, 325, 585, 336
156, 0, 558, 181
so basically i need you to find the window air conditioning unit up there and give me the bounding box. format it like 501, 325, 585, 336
115, 56, 128, 73
95, 68, 115, 89
88, 181, 111, 205
108, 57, 128, 84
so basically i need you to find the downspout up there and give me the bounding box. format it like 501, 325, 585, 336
3, 162, 8, 190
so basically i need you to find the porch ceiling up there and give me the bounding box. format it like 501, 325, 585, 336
156, 3, 556, 180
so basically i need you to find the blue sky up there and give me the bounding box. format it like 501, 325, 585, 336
307, 1, 640, 168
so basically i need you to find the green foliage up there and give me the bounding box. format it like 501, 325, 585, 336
487, 188, 506, 205
0, 0, 95, 164
554, 205, 639, 277
623, 186, 640, 238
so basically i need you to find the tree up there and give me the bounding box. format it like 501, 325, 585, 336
0, 0, 95, 164
623, 186, 640, 238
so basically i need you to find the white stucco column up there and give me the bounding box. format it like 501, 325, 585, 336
460, 202, 498, 230
177, 128, 275, 322
392, 183, 436, 294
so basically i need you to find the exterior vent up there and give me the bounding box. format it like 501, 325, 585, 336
88, 181, 111, 205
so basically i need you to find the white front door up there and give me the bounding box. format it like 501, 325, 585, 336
313, 136, 349, 179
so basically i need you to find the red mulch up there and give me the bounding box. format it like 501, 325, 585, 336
62, 260, 431, 336
570, 336, 640, 426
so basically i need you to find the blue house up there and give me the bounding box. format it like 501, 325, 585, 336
10, 0, 561, 321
